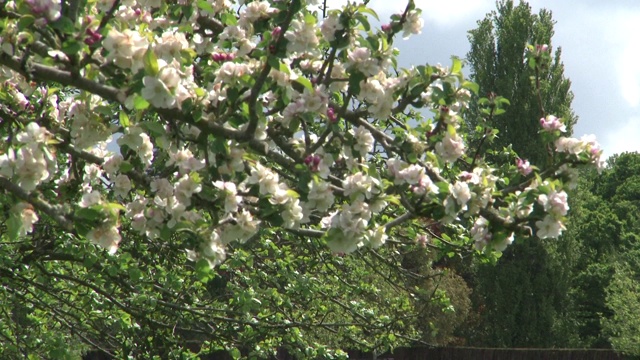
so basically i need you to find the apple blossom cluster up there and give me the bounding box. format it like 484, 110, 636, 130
25, 0, 61, 23
540, 114, 566, 133
535, 188, 569, 239
0, 122, 57, 193
0, 0, 606, 267
471, 217, 514, 252
555, 134, 605, 171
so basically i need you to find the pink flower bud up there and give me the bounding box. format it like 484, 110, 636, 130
304, 155, 313, 165
271, 26, 282, 38
540, 115, 566, 133
86, 28, 102, 42
304, 155, 321, 172
516, 158, 532, 176
327, 107, 337, 122
536, 44, 550, 53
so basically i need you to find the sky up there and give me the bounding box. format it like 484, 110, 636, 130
330, 0, 640, 159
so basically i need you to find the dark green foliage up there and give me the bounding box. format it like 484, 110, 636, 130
569, 152, 640, 351
0, 222, 429, 358
468, 240, 557, 347
463, 0, 577, 347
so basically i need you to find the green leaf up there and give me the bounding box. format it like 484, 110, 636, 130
462, 81, 479, 94
356, 14, 371, 31
141, 121, 165, 136
144, 48, 159, 76
304, 12, 316, 25
267, 56, 280, 70
384, 195, 401, 206
195, 258, 212, 282
447, 123, 457, 136
128, 267, 143, 281
83, 254, 98, 269
196, 0, 214, 13
62, 40, 83, 56
104, 202, 126, 213
133, 95, 150, 110
229, 348, 241, 360
220, 12, 238, 26
498, 97, 511, 106
436, 181, 450, 194
366, 35, 379, 51
75, 207, 103, 221
119, 161, 133, 173
294, 77, 313, 92
451, 56, 462, 74
6, 212, 22, 241
17, 15, 35, 30
119, 111, 130, 127
51, 16, 75, 34
278, 62, 290, 74
358, 6, 380, 20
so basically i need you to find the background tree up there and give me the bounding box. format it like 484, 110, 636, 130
571, 152, 640, 350
462, 0, 579, 347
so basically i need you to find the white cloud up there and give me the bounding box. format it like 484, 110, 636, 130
602, 116, 640, 158
327, 0, 493, 28
413, 0, 494, 28
615, 17, 640, 108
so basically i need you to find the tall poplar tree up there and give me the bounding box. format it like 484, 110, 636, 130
462, 0, 578, 347
466, 0, 576, 167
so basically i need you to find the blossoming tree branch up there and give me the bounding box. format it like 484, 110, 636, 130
0, 0, 602, 268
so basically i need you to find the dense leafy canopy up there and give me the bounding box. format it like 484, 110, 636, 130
0, 0, 603, 357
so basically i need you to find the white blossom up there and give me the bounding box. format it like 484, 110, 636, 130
402, 10, 423, 38
285, 19, 319, 54
12, 202, 39, 237
248, 162, 280, 195
114, 174, 132, 198
536, 215, 566, 239
351, 126, 374, 156
320, 12, 343, 42
451, 181, 471, 207
103, 29, 148, 71
213, 180, 242, 214
343, 172, 380, 200
87, 224, 121, 254
538, 190, 569, 217
435, 132, 465, 163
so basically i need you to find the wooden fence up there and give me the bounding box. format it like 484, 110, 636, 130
346, 347, 630, 360
83, 346, 631, 360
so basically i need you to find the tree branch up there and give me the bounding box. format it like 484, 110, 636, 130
0, 176, 75, 232
0, 52, 127, 105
